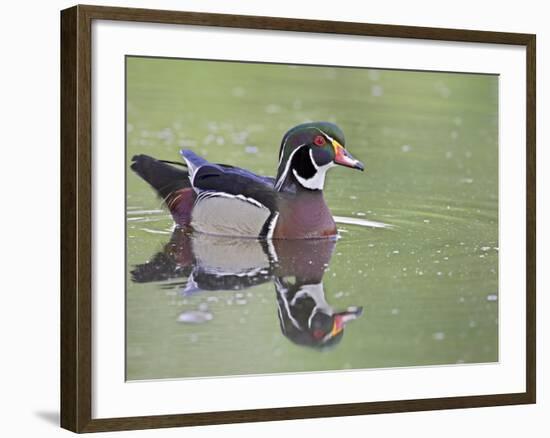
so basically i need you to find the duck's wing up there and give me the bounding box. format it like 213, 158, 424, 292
182, 149, 273, 186
180, 149, 280, 238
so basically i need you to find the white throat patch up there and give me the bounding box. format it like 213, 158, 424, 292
292, 149, 334, 190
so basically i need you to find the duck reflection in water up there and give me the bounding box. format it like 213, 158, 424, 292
131, 230, 363, 349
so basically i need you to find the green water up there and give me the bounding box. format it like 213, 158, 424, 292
126, 57, 498, 380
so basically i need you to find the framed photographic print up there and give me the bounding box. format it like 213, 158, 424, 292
60, 4, 536, 433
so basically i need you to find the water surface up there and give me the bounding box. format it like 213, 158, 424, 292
126, 58, 498, 380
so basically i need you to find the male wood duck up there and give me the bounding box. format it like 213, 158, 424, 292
131, 122, 364, 239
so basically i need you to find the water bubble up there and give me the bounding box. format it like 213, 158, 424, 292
177, 310, 213, 324
433, 332, 445, 341
206, 122, 219, 132
244, 145, 258, 154
371, 85, 384, 97
368, 70, 380, 81
391, 308, 400, 315
401, 144, 412, 153
265, 104, 281, 114
435, 82, 451, 98
232, 87, 245, 97
486, 294, 498, 302
198, 302, 209, 312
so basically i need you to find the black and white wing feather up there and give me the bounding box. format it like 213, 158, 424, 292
180, 150, 279, 238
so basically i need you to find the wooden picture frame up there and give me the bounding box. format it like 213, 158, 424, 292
60, 4, 536, 433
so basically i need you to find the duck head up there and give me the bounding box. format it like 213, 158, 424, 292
275, 278, 364, 349
274, 122, 364, 191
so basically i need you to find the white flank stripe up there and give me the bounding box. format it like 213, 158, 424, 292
265, 238, 279, 263
197, 191, 264, 209
266, 212, 279, 239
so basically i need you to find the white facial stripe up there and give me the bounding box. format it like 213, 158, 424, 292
318, 129, 334, 144
277, 135, 291, 168
274, 279, 302, 331
275, 144, 305, 191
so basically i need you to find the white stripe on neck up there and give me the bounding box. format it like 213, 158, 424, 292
274, 144, 305, 191
291, 149, 334, 190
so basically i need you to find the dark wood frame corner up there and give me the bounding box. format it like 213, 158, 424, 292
60, 4, 536, 433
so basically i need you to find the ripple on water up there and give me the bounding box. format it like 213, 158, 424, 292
334, 215, 393, 229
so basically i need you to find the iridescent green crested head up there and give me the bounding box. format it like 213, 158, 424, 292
274, 122, 364, 191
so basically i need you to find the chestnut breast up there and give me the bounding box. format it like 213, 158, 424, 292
273, 191, 337, 239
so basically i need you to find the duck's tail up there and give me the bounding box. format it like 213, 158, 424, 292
130, 154, 196, 226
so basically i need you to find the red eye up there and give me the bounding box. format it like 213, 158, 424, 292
313, 329, 325, 339
313, 135, 326, 146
